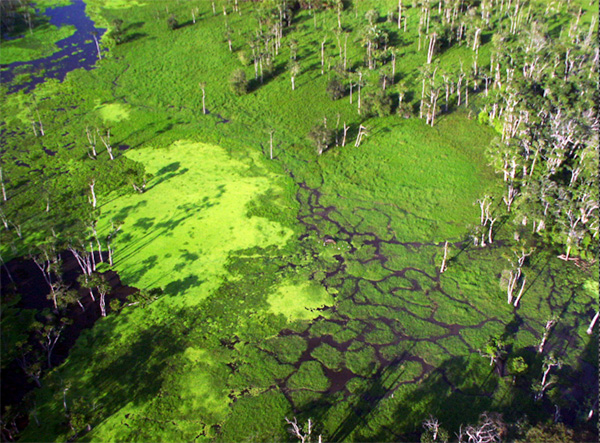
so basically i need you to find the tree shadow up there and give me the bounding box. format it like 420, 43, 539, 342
61, 309, 192, 439
122, 32, 148, 44
163, 274, 204, 296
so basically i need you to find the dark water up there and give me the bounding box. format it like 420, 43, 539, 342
0, 0, 106, 93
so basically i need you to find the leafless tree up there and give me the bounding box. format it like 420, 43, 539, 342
534, 353, 562, 401
285, 417, 322, 443
355, 125, 368, 147
86, 127, 97, 159
439, 241, 449, 273
586, 311, 599, 335
456, 412, 505, 443
537, 316, 558, 353
98, 128, 114, 160
199, 82, 207, 114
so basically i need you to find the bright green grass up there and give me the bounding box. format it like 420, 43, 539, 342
4, 0, 598, 441
96, 102, 130, 122
268, 280, 333, 321
98, 140, 293, 302
0, 24, 76, 65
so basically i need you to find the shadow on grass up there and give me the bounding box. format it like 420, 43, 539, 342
61, 308, 194, 439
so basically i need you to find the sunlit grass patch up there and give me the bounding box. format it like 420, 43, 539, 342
268, 281, 333, 322
99, 141, 293, 302
96, 102, 130, 122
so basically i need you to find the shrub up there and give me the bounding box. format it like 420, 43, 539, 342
326, 77, 346, 100
230, 69, 248, 95
167, 14, 178, 30
363, 90, 392, 117
237, 50, 251, 66
308, 122, 334, 155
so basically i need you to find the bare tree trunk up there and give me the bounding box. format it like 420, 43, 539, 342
99, 129, 114, 160
342, 123, 349, 147
86, 127, 97, 159
321, 37, 326, 75
537, 317, 557, 353
35, 109, 44, 136
0, 167, 6, 201
440, 241, 449, 273
513, 277, 527, 307
355, 125, 367, 147
398, 0, 402, 29
269, 130, 274, 159
587, 311, 599, 335
92, 32, 102, 60
89, 179, 97, 208
99, 292, 107, 317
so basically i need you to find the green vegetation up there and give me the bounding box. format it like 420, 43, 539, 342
0, 24, 76, 64
0, 0, 597, 442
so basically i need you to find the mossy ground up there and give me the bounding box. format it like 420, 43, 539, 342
2, 0, 597, 441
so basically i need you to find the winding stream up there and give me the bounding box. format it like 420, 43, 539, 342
1, 0, 105, 93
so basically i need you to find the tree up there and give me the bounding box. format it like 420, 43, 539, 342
507, 356, 528, 378
421, 415, 449, 442
308, 122, 334, 155
285, 417, 322, 443
109, 19, 124, 44
534, 352, 563, 401
326, 77, 346, 100
229, 69, 248, 95
89, 273, 111, 317
32, 314, 69, 368
289, 61, 301, 90
363, 90, 392, 117
199, 82, 207, 114
15, 342, 43, 387
365, 9, 378, 26
457, 412, 506, 443
167, 14, 178, 30
91, 31, 102, 59
478, 336, 506, 368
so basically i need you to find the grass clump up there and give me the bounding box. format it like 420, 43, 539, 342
287, 361, 330, 392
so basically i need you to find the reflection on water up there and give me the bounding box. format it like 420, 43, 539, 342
0, 0, 106, 93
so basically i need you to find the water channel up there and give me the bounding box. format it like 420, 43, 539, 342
1, 0, 105, 93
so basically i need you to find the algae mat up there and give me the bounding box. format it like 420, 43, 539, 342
99, 141, 293, 304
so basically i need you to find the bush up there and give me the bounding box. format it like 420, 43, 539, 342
230, 69, 248, 95
363, 90, 392, 117
308, 122, 334, 155
237, 50, 251, 66
326, 77, 346, 100
167, 14, 178, 30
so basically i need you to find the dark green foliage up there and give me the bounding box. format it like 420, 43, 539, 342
363, 90, 393, 117
326, 77, 346, 100
167, 14, 178, 30
109, 19, 124, 44
229, 68, 248, 95
307, 122, 334, 155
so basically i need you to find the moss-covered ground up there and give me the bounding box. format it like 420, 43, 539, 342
1, 0, 597, 441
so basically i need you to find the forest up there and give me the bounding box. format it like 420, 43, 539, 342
0, 0, 598, 442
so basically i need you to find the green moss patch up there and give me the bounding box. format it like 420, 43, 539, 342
267, 281, 333, 322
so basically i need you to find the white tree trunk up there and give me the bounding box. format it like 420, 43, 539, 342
587, 312, 599, 335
